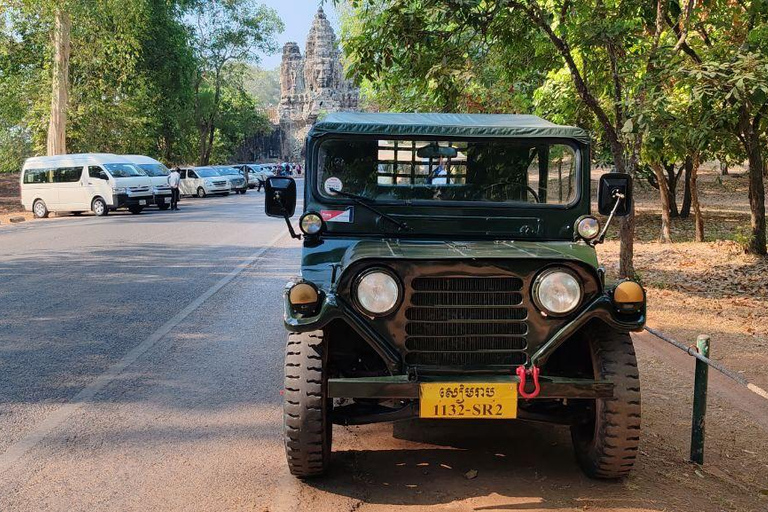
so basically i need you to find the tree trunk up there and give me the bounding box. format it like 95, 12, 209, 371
198, 125, 209, 165
47, 7, 70, 156
652, 163, 673, 242
720, 160, 728, 176
746, 142, 767, 254
680, 155, 693, 218
690, 153, 704, 242
665, 162, 679, 217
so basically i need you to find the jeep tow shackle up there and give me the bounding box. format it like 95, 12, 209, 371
516, 365, 541, 399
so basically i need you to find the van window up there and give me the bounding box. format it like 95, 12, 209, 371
24, 168, 52, 184
189, 171, 198, 179
88, 166, 104, 179
52, 167, 83, 183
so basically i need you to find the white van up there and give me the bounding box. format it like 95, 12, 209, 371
124, 155, 173, 210
21, 153, 154, 217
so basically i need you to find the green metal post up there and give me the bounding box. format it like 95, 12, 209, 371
690, 334, 710, 464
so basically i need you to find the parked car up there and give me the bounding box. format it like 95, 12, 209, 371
124, 155, 172, 210
21, 153, 153, 217
234, 163, 268, 190
178, 166, 230, 197
265, 112, 645, 480
212, 166, 248, 194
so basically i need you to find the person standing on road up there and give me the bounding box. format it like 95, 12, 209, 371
168, 167, 181, 210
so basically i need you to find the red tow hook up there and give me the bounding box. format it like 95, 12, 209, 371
516, 365, 541, 399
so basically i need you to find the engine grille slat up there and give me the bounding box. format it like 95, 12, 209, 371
406, 307, 527, 322
405, 351, 527, 366
411, 292, 523, 306
412, 277, 523, 292
405, 275, 530, 368
406, 336, 527, 352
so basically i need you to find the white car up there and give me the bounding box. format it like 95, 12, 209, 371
124, 155, 173, 210
21, 153, 153, 217
212, 166, 248, 194
179, 167, 231, 197
234, 164, 261, 189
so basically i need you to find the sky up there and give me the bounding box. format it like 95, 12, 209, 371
257, 0, 341, 70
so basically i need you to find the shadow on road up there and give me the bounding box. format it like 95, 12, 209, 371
306, 419, 670, 510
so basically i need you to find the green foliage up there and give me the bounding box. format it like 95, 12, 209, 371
0, 0, 282, 170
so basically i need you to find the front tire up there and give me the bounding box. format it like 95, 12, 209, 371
32, 199, 49, 218
129, 206, 144, 214
283, 331, 332, 478
571, 324, 641, 479
158, 203, 170, 211
92, 197, 109, 217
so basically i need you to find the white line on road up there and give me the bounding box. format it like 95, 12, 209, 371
0, 230, 289, 479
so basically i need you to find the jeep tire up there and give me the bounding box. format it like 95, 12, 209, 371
571, 324, 641, 479
283, 331, 332, 477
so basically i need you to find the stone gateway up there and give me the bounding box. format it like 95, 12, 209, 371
278, 7, 359, 161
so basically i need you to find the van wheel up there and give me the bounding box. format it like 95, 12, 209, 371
197, 187, 206, 198
571, 325, 641, 479
158, 203, 170, 211
284, 331, 332, 478
32, 199, 49, 218
241, 189, 247, 195
92, 198, 109, 217
129, 206, 144, 214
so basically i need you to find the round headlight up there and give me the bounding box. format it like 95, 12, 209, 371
300, 212, 324, 235
355, 269, 400, 316
576, 216, 600, 240
533, 269, 582, 316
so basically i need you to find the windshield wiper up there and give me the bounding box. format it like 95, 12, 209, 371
329, 188, 410, 232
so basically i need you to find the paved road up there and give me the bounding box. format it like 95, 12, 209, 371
1, 189, 763, 512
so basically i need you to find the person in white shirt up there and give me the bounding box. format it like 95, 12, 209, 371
429, 158, 448, 185
168, 167, 181, 210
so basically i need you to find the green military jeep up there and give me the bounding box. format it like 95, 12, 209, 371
265, 113, 645, 480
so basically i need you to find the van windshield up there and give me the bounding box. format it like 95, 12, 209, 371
137, 163, 169, 177
104, 163, 144, 178
317, 138, 579, 206
216, 167, 240, 176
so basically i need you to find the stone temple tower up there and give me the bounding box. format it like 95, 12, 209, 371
278, 7, 359, 160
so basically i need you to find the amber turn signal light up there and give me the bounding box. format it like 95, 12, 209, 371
288, 282, 320, 315
612, 280, 645, 314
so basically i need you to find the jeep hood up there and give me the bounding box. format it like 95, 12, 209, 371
302, 238, 598, 288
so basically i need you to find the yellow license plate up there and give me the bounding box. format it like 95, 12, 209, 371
419, 382, 517, 419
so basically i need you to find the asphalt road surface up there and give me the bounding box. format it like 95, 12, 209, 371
2, 188, 761, 512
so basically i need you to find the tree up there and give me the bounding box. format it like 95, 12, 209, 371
679, 1, 768, 254
47, 5, 70, 155
187, 0, 282, 164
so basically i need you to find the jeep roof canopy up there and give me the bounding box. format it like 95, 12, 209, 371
309, 112, 590, 143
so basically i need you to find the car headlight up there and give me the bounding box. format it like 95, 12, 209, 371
300, 212, 324, 235
204, 179, 212, 185
355, 269, 400, 316
533, 269, 582, 316
112, 187, 126, 194
576, 216, 600, 241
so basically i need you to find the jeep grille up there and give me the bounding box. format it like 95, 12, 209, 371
404, 276, 528, 368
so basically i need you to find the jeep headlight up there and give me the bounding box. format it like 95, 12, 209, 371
355, 269, 400, 316
533, 269, 582, 316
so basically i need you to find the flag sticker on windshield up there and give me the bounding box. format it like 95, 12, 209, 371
321, 208, 354, 223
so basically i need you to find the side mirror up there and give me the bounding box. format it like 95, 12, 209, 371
598, 173, 632, 217
265, 176, 297, 218
98, 171, 109, 181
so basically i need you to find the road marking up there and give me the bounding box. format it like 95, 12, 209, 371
0, 230, 289, 479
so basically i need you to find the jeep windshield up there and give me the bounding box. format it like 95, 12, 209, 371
317, 138, 579, 206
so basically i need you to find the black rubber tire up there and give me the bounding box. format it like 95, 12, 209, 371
241, 189, 247, 195
128, 206, 144, 215
197, 187, 206, 198
92, 197, 109, 216
571, 324, 641, 479
158, 203, 170, 211
32, 199, 49, 219
223, 192, 230, 196
283, 331, 332, 478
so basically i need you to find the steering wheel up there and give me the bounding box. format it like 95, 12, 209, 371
482, 182, 541, 203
